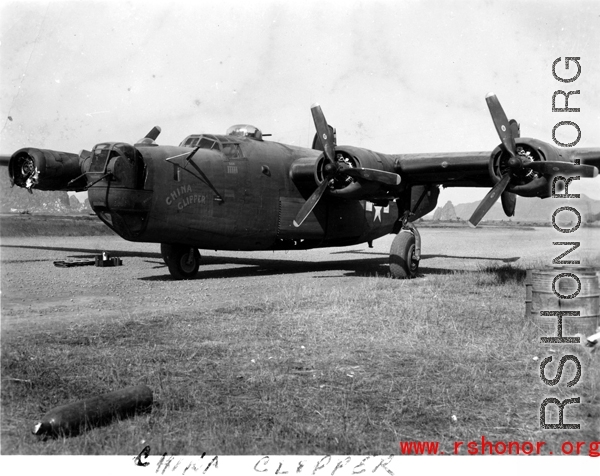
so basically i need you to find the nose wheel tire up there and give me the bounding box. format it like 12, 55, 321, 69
160, 244, 200, 280
389, 231, 419, 279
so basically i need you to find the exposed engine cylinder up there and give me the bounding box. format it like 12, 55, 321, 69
488, 138, 558, 198
9, 148, 85, 191
318, 146, 396, 200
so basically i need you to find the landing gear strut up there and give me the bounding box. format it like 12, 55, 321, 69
389, 211, 421, 279
160, 244, 200, 280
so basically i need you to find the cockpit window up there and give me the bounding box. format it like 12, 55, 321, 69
198, 138, 220, 150
179, 134, 243, 158
90, 144, 119, 172
184, 137, 200, 147
118, 143, 138, 164
180, 135, 222, 150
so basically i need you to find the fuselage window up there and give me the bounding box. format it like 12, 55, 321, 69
221, 143, 242, 159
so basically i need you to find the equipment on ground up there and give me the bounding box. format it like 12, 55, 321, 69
32, 384, 153, 438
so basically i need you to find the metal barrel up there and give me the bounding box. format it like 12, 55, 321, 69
526, 267, 600, 336
33, 384, 153, 438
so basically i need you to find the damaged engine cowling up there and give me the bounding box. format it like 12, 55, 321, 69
8, 148, 86, 192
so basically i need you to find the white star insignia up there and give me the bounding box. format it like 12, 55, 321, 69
373, 206, 382, 222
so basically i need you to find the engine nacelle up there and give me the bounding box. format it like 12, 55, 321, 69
8, 148, 86, 191
289, 156, 319, 184
314, 145, 389, 182
488, 138, 563, 198
318, 145, 396, 200
290, 146, 398, 201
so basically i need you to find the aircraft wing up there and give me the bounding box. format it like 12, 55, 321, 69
393, 151, 492, 188
292, 98, 600, 227
393, 147, 600, 189
387, 93, 600, 227
391, 145, 599, 226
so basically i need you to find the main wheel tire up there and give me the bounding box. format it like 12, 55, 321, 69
389, 231, 419, 279
160, 244, 200, 280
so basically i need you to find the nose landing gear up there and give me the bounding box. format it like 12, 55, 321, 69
160, 244, 201, 279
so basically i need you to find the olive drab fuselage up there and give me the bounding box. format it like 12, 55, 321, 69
86, 134, 415, 251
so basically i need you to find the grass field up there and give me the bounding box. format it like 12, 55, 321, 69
2, 252, 599, 455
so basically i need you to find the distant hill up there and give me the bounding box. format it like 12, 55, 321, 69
453, 194, 600, 224
0, 169, 91, 214
432, 200, 459, 221
427, 195, 600, 225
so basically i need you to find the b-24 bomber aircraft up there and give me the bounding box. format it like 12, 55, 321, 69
3, 94, 599, 279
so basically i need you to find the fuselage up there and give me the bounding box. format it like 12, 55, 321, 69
86, 134, 400, 251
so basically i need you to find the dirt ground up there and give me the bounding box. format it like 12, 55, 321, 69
2, 226, 599, 337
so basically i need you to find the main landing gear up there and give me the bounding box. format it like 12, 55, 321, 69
389, 215, 421, 279
161, 244, 201, 279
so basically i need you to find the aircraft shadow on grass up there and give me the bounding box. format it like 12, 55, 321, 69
1, 243, 518, 281
0, 244, 161, 259
1, 243, 388, 278
331, 249, 521, 262
141, 256, 392, 280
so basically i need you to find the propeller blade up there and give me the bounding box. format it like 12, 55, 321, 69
311, 125, 336, 151
136, 126, 162, 145
0, 154, 11, 166
145, 126, 161, 141
501, 191, 517, 217
293, 179, 330, 227
485, 93, 517, 156
468, 173, 512, 227
343, 167, 401, 186
527, 161, 598, 178
509, 119, 520, 138
311, 104, 336, 165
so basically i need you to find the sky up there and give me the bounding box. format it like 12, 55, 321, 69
1, 0, 599, 204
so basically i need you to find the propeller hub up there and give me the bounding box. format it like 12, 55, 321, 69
324, 162, 337, 176
507, 156, 523, 172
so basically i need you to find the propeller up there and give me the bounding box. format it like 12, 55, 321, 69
501, 118, 520, 218
293, 179, 330, 228
135, 126, 162, 145
468, 174, 511, 227
501, 190, 517, 218
293, 104, 401, 227
527, 160, 597, 177
311, 104, 336, 167
293, 104, 336, 227
344, 167, 401, 185
468, 94, 598, 227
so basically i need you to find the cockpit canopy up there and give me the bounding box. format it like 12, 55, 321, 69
226, 124, 264, 141
179, 134, 222, 150
178, 134, 243, 159
179, 125, 264, 148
